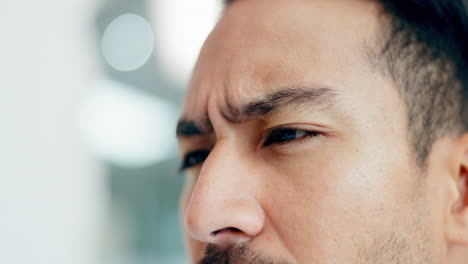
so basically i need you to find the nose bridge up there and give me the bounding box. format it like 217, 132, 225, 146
184, 138, 265, 244
198, 138, 250, 192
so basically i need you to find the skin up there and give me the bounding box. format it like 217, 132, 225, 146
175, 0, 468, 263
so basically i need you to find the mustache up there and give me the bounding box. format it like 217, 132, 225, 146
197, 244, 291, 264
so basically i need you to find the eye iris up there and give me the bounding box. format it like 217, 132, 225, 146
192, 151, 208, 164
263, 128, 308, 146
279, 129, 300, 141
188, 155, 198, 165
182, 150, 210, 169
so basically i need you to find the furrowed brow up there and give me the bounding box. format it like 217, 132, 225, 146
224, 86, 338, 122
176, 119, 213, 138
176, 86, 337, 138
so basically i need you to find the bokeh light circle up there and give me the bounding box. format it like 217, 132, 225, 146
101, 13, 154, 72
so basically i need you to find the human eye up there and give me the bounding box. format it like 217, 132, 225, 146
179, 149, 210, 171
262, 127, 322, 147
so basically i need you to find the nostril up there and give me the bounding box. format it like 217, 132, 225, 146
211, 227, 242, 237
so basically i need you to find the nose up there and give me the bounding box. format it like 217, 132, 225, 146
184, 142, 266, 246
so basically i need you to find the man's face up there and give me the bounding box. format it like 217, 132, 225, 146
176, 0, 447, 263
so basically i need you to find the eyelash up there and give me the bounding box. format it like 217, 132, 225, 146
179, 128, 322, 171
261, 127, 322, 147
179, 149, 210, 171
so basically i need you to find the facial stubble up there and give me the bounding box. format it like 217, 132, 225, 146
197, 182, 432, 264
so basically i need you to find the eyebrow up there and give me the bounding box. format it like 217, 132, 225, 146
176, 85, 337, 138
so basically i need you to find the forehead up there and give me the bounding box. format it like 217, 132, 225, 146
182, 0, 388, 122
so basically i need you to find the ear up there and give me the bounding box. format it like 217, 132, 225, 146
446, 133, 468, 245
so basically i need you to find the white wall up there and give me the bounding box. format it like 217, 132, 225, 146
0, 1, 105, 264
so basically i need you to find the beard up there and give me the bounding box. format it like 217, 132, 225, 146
197, 243, 292, 264
196, 172, 433, 264
197, 228, 432, 264
196, 205, 433, 264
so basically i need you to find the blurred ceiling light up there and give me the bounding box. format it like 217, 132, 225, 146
151, 0, 222, 86
79, 79, 178, 167
101, 13, 154, 71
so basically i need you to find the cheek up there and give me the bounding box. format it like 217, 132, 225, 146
262, 141, 418, 260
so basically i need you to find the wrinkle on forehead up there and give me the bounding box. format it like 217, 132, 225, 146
180, 0, 383, 128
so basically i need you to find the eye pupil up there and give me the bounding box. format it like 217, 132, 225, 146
280, 129, 298, 141
181, 149, 210, 170
189, 156, 196, 164
263, 128, 310, 146
181, 128, 319, 170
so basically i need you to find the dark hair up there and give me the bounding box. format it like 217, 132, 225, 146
224, 0, 468, 167
372, 0, 468, 166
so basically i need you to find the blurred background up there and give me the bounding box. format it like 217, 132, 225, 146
0, 1, 223, 263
